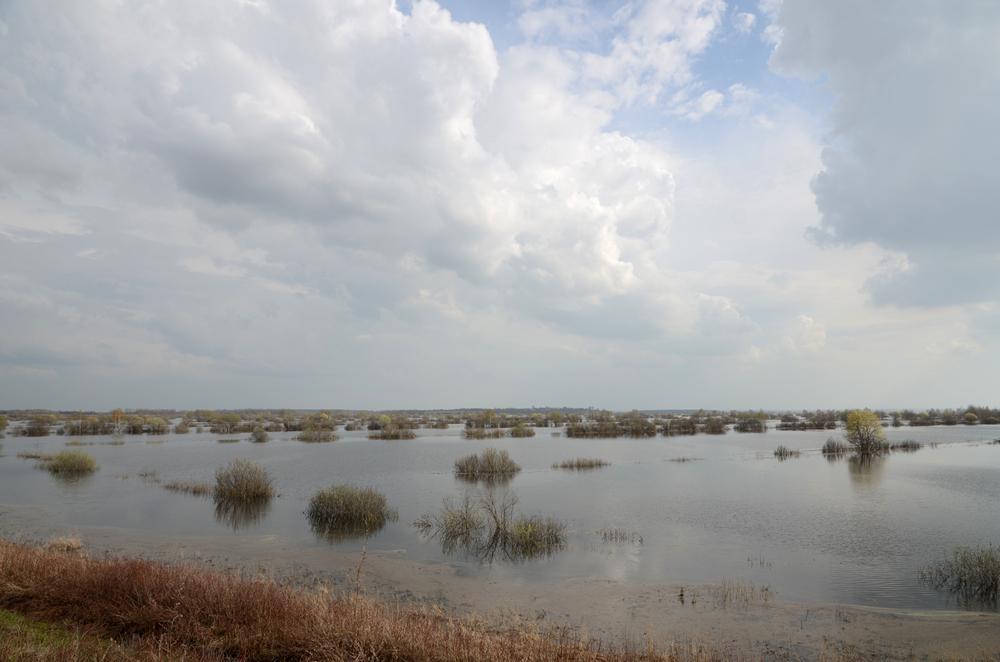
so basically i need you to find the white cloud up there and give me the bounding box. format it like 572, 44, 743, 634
733, 12, 756, 33
770, 0, 1000, 308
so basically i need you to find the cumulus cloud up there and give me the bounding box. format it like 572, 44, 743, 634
770, 0, 1000, 307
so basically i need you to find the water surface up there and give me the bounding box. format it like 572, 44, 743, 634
2, 424, 998, 610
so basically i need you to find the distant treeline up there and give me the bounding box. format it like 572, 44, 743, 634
1, 405, 997, 440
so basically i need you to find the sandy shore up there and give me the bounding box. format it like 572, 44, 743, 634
2, 503, 998, 660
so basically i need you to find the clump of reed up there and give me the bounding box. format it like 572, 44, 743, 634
163, 481, 214, 496
454, 447, 521, 483
773, 445, 800, 460
42, 450, 99, 475
920, 544, 1000, 605
213, 459, 275, 501
298, 428, 339, 443
43, 536, 83, 554
306, 485, 398, 540
508, 424, 536, 438
415, 489, 565, 563
599, 528, 643, 545
712, 577, 773, 607
822, 437, 849, 456
552, 458, 610, 470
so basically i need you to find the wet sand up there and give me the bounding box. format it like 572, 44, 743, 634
3, 503, 998, 660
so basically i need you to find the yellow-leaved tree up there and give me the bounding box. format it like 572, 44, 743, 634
845, 410, 886, 455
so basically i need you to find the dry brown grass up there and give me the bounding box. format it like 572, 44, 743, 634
0, 537, 762, 662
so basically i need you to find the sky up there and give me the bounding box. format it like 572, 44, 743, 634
0, 0, 998, 411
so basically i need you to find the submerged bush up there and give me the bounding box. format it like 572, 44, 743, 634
45, 450, 99, 475
773, 445, 800, 460
214, 459, 275, 501
454, 447, 521, 482
307, 485, 397, 539
822, 437, 849, 456
249, 427, 270, 443
920, 544, 1000, 605
415, 489, 565, 563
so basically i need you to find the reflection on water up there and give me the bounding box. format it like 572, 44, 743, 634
310, 518, 392, 543
848, 455, 886, 488
214, 497, 272, 531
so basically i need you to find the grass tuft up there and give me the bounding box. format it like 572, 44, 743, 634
42, 536, 83, 554
17, 451, 55, 461
44, 451, 99, 475
553, 458, 610, 470
163, 481, 214, 496
920, 544, 1000, 605
712, 577, 773, 607
213, 459, 275, 501
306, 485, 398, 540
599, 528, 643, 545
453, 447, 521, 483
773, 446, 800, 460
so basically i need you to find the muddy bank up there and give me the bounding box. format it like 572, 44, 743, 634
2, 503, 998, 660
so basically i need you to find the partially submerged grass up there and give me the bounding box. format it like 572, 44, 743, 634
822, 437, 849, 456
307, 485, 398, 540
42, 536, 83, 554
773, 446, 800, 460
42, 451, 99, 475
553, 458, 611, 470
462, 427, 505, 440
416, 489, 566, 563
712, 577, 773, 607
17, 451, 55, 461
887, 439, 923, 452
217, 438, 240, 443
213, 459, 275, 501
163, 481, 214, 496
920, 544, 1000, 606
666, 457, 702, 463
599, 528, 643, 545
454, 447, 521, 483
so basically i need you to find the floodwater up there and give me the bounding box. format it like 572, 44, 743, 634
1, 423, 999, 611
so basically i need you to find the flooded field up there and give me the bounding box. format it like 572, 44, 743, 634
2, 423, 999, 612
